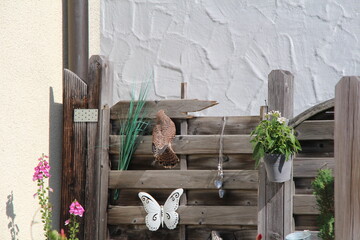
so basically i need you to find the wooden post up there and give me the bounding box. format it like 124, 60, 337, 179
96, 57, 112, 240
84, 56, 112, 240
62, 56, 112, 240
258, 70, 294, 239
61, 69, 88, 238
179, 82, 188, 240
335, 76, 360, 239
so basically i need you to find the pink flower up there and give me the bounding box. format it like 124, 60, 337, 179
33, 158, 51, 181
65, 219, 70, 225
60, 229, 66, 238
69, 200, 85, 217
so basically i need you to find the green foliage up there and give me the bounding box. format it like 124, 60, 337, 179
114, 82, 150, 200
312, 169, 335, 240
68, 214, 80, 240
250, 111, 301, 168
49, 230, 67, 240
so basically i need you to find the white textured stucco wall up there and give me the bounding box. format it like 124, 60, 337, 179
101, 0, 360, 116
0, 1, 100, 239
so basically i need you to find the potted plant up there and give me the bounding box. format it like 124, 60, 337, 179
250, 110, 301, 182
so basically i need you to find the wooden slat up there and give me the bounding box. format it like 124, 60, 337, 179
110, 155, 180, 170
109, 135, 253, 155
188, 116, 260, 135
186, 226, 257, 240
294, 178, 315, 195
295, 120, 334, 140
297, 140, 334, 157
97, 107, 111, 240
108, 206, 257, 226
289, 98, 334, 128
110, 154, 255, 170
108, 170, 258, 190
187, 189, 258, 206
335, 76, 360, 239
187, 154, 254, 170
108, 225, 179, 240
108, 226, 257, 239
294, 215, 318, 231
90, 56, 112, 240
293, 194, 318, 215
61, 69, 87, 237
259, 70, 294, 239
84, 57, 100, 240
110, 99, 218, 119
179, 83, 187, 240
110, 189, 257, 206
293, 157, 335, 177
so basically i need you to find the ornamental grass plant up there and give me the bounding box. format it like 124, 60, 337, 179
250, 110, 301, 168
114, 82, 150, 200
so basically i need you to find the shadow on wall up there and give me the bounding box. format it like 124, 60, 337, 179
49, 87, 63, 230
6, 191, 20, 240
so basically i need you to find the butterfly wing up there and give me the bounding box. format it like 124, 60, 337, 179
138, 192, 162, 231
163, 188, 183, 229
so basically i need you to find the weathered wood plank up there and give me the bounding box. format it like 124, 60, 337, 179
294, 215, 318, 231
108, 225, 179, 240
110, 154, 255, 170
289, 98, 334, 128
294, 178, 315, 195
109, 135, 253, 155
110, 189, 257, 206
108, 206, 257, 226
179, 82, 188, 240
187, 189, 258, 206
188, 116, 260, 135
335, 76, 360, 239
297, 140, 334, 157
110, 99, 218, 119
61, 69, 87, 237
257, 106, 267, 237
187, 154, 254, 170
295, 120, 334, 140
293, 194, 318, 215
293, 157, 334, 177
97, 107, 111, 240
186, 227, 257, 240
84, 57, 100, 240
108, 225, 257, 240
110, 155, 180, 170
259, 69, 294, 239
109, 170, 258, 190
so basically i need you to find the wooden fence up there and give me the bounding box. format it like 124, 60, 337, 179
61, 56, 339, 240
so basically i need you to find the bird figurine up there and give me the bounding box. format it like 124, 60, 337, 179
152, 110, 179, 168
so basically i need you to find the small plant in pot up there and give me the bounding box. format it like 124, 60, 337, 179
250, 110, 301, 182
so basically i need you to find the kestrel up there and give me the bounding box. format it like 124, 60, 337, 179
152, 110, 179, 168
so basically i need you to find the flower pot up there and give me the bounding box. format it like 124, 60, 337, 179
263, 154, 292, 182
285, 231, 311, 240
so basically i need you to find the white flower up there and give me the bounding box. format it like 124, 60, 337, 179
268, 110, 281, 118
277, 117, 287, 124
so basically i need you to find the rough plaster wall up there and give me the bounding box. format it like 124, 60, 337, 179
0, 1, 63, 239
0, 1, 100, 239
101, 0, 360, 116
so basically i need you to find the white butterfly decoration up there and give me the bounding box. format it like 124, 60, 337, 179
138, 188, 184, 231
